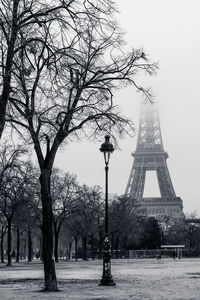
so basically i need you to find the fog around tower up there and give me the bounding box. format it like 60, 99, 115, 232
55, 0, 200, 215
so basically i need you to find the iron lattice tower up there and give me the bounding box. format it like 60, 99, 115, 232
125, 101, 184, 220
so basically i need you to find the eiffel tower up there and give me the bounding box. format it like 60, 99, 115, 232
125, 100, 184, 220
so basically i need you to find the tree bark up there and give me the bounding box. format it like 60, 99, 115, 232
91, 234, 95, 260
16, 227, 20, 262
23, 238, 27, 260
0, 0, 20, 138
28, 228, 32, 262
68, 239, 73, 261
54, 225, 59, 263
82, 236, 87, 261
40, 236, 43, 261
40, 170, 58, 291
1, 228, 4, 263
74, 236, 78, 261
7, 219, 12, 266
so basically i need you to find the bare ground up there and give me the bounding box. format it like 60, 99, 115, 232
0, 258, 200, 299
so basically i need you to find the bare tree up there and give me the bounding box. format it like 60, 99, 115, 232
64, 201, 83, 261
1, 0, 157, 291
14, 169, 41, 263
51, 169, 78, 262
0, 144, 25, 263
0, 144, 28, 266
76, 185, 103, 260
0, 0, 84, 138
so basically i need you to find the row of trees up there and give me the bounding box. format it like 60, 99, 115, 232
1, 144, 198, 267
0, 143, 162, 262
0, 144, 104, 264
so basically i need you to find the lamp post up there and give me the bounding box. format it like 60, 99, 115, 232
99, 135, 116, 286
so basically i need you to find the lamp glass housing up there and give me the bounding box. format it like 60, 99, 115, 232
100, 135, 114, 165
103, 151, 110, 165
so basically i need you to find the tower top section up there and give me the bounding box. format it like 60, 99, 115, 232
136, 100, 165, 154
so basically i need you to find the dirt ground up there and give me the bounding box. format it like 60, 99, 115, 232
0, 258, 200, 299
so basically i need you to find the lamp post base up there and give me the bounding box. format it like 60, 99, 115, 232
99, 277, 116, 286
99, 234, 116, 286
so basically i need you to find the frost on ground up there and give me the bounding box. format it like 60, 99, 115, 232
0, 258, 200, 299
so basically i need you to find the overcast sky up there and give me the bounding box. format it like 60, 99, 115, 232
55, 0, 200, 215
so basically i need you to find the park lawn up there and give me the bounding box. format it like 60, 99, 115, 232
0, 258, 200, 299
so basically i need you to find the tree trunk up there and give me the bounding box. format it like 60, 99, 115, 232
74, 237, 78, 261
82, 236, 87, 261
40, 170, 58, 291
68, 239, 73, 261
0, 0, 20, 138
23, 238, 27, 260
1, 228, 4, 263
40, 236, 43, 261
28, 228, 32, 262
91, 234, 95, 260
7, 219, 12, 266
54, 226, 59, 263
16, 227, 20, 262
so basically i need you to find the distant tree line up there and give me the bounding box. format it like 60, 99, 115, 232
1, 143, 199, 266
0, 143, 162, 264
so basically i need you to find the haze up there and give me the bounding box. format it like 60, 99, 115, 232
55, 0, 200, 215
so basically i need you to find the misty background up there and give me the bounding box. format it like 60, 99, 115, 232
54, 0, 200, 215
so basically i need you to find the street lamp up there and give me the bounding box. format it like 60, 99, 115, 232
99, 135, 116, 286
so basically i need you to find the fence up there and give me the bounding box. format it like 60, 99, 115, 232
70, 248, 199, 260
128, 249, 198, 258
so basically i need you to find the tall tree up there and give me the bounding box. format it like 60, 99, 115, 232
2, 0, 157, 291
0, 0, 83, 138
